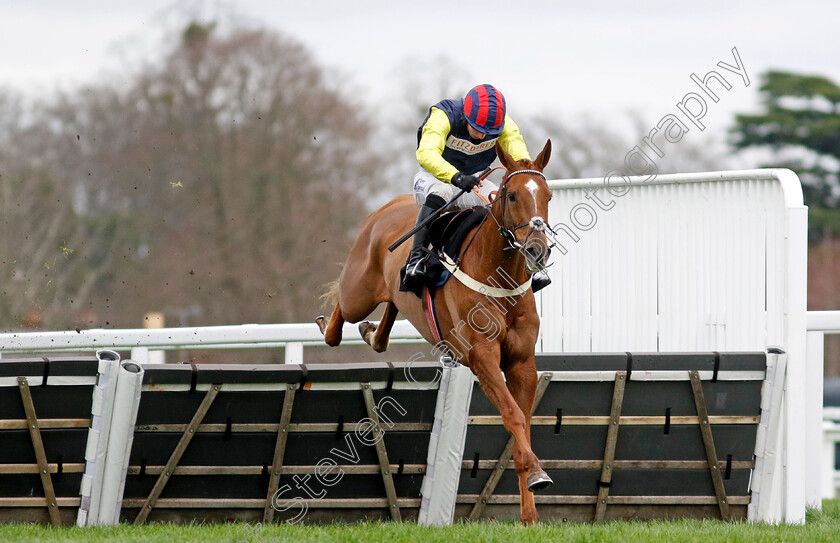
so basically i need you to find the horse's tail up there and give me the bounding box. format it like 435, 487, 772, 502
319, 276, 341, 308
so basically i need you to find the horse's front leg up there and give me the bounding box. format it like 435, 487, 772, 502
468, 343, 544, 525
503, 356, 552, 524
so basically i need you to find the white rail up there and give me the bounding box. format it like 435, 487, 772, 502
0, 320, 425, 365
812, 311, 840, 499
824, 407, 840, 499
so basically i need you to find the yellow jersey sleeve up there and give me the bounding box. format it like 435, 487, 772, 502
498, 115, 530, 162
416, 107, 460, 183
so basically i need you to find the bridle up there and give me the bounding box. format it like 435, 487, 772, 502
491, 169, 555, 254
442, 166, 554, 296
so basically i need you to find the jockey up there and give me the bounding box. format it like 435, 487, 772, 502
403, 83, 551, 293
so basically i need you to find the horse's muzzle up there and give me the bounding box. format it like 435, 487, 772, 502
524, 243, 551, 273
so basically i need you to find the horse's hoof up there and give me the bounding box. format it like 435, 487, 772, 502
520, 514, 540, 526
526, 470, 553, 492
358, 321, 375, 344
315, 315, 328, 336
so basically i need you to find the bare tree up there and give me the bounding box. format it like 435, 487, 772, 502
0, 21, 383, 338
94, 23, 382, 327
0, 87, 134, 330
520, 111, 730, 180
522, 113, 630, 180
378, 56, 475, 200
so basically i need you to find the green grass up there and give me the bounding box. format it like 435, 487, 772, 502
0, 500, 837, 542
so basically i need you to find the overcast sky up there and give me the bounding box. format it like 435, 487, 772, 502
2, 0, 839, 144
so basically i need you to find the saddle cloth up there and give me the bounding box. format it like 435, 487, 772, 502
399, 206, 489, 298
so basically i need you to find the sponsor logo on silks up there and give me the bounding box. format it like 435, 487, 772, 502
413, 176, 433, 194
445, 134, 498, 155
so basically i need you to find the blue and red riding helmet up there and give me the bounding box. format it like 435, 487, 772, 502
463, 84, 506, 137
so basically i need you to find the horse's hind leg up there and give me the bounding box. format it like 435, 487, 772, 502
316, 302, 345, 346
359, 302, 398, 353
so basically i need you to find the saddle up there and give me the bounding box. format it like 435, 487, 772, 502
399, 206, 489, 298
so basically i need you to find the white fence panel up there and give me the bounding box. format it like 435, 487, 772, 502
541, 173, 789, 353
541, 169, 809, 523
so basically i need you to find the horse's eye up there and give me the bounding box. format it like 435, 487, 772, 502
507, 192, 517, 203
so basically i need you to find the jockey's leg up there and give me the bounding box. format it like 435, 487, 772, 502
403, 168, 497, 291
403, 193, 445, 291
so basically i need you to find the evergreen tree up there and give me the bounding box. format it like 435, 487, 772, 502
731, 70, 840, 218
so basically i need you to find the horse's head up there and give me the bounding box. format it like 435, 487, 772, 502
493, 140, 552, 273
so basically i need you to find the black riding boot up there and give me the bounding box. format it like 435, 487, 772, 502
403, 194, 446, 291
531, 270, 552, 293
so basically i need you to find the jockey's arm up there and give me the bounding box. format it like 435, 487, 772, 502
416, 108, 460, 183
497, 115, 531, 163
416, 109, 534, 183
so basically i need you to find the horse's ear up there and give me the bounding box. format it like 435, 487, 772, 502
534, 139, 551, 171
495, 140, 517, 171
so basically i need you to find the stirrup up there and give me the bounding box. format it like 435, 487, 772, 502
403, 257, 429, 289
532, 272, 551, 293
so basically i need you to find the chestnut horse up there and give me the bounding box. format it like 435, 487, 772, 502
317, 140, 553, 524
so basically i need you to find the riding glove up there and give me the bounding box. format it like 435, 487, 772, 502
451, 172, 480, 192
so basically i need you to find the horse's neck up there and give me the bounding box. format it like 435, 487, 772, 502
464, 210, 530, 288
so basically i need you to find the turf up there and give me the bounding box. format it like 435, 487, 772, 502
0, 500, 837, 542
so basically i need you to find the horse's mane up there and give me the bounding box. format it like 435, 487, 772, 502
512, 157, 540, 172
